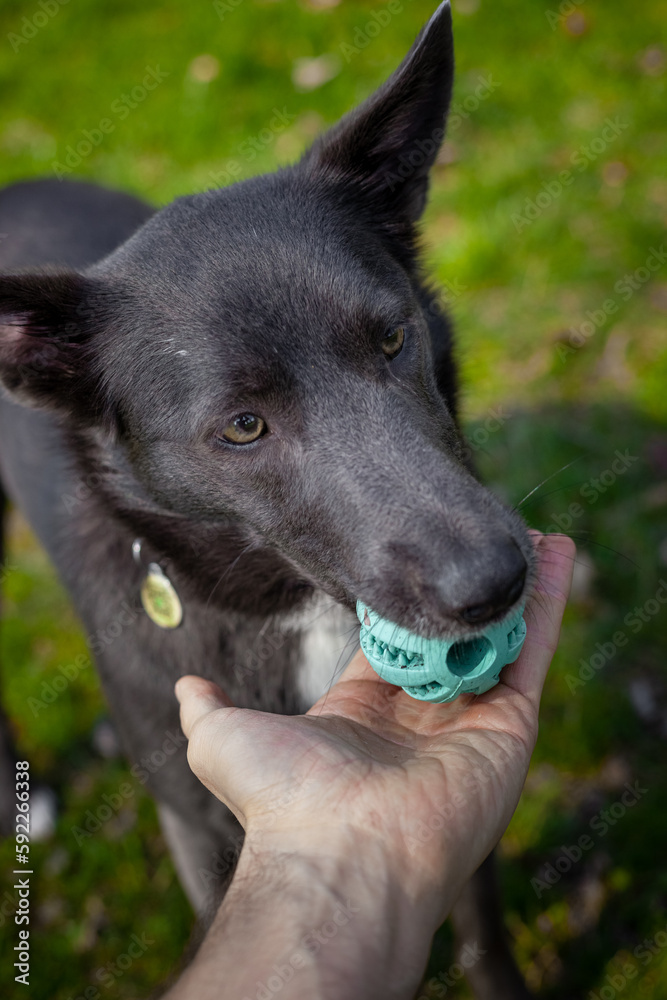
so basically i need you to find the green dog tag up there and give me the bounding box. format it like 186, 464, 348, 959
141, 563, 183, 629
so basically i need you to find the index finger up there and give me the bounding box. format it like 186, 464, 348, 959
499, 532, 576, 708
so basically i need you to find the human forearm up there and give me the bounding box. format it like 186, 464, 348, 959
165, 826, 449, 1000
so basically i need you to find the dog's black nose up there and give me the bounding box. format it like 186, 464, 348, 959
455, 539, 527, 626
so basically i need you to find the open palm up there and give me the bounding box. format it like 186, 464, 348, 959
177, 532, 574, 916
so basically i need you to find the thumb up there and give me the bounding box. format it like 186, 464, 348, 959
175, 675, 234, 738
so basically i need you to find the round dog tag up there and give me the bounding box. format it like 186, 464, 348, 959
141, 563, 183, 629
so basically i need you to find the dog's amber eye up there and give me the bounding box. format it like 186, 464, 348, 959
381, 326, 405, 359
220, 413, 266, 445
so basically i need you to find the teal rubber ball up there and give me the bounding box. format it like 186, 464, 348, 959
356, 601, 527, 704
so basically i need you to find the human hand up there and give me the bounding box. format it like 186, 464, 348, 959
175, 532, 575, 924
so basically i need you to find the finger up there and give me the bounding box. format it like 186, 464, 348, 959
500, 532, 576, 708
175, 675, 234, 738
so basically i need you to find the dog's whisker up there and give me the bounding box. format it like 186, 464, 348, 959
311, 627, 363, 716
534, 539, 581, 565
544, 532, 638, 569
512, 457, 584, 512
516, 479, 591, 512
205, 542, 257, 609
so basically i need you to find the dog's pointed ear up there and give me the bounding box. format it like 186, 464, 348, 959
0, 272, 110, 426
302, 1, 454, 228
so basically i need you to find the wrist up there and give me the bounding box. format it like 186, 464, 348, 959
234, 823, 450, 994
245, 817, 458, 917
168, 823, 458, 1000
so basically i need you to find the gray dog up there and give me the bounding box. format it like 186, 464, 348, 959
0, 4, 533, 995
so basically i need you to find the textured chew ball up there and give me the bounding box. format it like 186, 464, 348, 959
356, 601, 527, 704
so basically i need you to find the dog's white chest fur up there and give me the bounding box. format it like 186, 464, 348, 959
283, 594, 358, 708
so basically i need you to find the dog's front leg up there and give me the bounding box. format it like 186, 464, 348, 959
450, 853, 533, 999
157, 802, 243, 920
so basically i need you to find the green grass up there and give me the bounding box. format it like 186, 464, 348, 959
1, 1, 666, 997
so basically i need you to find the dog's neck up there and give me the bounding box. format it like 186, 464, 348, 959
69, 424, 319, 618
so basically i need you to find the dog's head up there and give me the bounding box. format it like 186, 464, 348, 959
0, 2, 533, 637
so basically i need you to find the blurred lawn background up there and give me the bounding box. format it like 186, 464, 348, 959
0, 0, 666, 997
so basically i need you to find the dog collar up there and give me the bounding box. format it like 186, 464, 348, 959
132, 539, 183, 629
